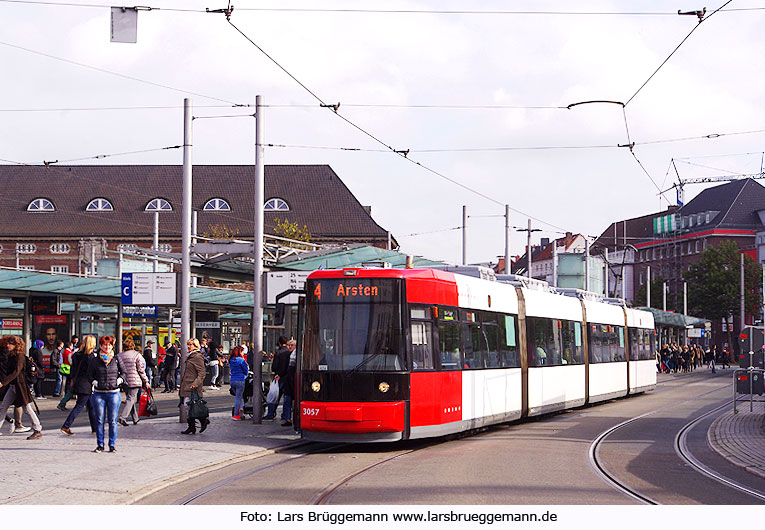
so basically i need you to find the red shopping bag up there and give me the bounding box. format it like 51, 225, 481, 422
138, 388, 157, 417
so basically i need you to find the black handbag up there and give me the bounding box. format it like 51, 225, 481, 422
146, 389, 158, 416
188, 390, 209, 420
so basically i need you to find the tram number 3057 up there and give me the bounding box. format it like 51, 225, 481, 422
302, 407, 320, 417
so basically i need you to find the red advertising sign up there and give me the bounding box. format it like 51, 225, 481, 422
1, 319, 23, 329
35, 315, 67, 324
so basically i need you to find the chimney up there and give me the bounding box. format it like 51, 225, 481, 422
541, 237, 550, 247
565, 232, 573, 248
363, 205, 372, 215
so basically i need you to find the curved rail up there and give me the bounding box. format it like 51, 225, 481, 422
675, 403, 765, 502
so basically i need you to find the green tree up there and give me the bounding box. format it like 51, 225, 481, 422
684, 240, 762, 343
273, 217, 312, 248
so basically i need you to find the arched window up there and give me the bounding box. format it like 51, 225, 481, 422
264, 198, 290, 212
50, 243, 71, 254
86, 198, 114, 212
203, 198, 231, 211
27, 198, 55, 212
145, 198, 173, 212
117, 243, 139, 253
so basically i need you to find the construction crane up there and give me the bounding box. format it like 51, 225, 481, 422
659, 158, 765, 204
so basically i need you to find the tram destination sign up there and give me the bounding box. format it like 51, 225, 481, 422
308, 278, 398, 303
121, 273, 178, 306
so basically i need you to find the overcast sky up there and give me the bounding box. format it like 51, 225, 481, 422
2, 0, 765, 265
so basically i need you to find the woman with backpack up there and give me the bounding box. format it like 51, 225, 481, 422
0, 336, 43, 439
59, 335, 97, 436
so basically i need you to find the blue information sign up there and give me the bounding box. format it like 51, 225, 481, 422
121, 274, 133, 305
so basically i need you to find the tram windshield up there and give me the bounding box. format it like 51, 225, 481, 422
303, 278, 405, 372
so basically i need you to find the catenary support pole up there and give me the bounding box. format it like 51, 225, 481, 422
585, 239, 590, 291
180, 98, 193, 423
553, 242, 558, 287
740, 252, 745, 330
117, 303, 123, 353
153, 211, 159, 273
647, 265, 651, 309
253, 95, 265, 424
683, 282, 688, 316
462, 205, 468, 266
504, 204, 510, 275
527, 219, 532, 279
663, 281, 667, 311
191, 210, 198, 286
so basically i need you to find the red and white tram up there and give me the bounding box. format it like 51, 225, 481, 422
299, 267, 656, 442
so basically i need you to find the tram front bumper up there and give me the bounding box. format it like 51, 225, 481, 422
300, 401, 405, 433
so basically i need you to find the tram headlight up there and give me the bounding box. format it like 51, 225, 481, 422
311, 381, 321, 392
378, 382, 390, 393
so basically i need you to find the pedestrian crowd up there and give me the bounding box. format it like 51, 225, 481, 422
1, 333, 298, 448
656, 342, 731, 374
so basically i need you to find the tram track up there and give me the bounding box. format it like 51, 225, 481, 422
589, 381, 764, 505
169, 437, 435, 505
675, 403, 765, 502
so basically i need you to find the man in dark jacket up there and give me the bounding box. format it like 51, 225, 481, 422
28, 341, 46, 399
162, 340, 178, 392
143, 340, 156, 388
264, 336, 293, 426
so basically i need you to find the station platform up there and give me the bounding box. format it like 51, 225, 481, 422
0, 393, 301, 505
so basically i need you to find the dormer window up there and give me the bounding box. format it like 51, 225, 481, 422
145, 198, 173, 212
264, 198, 290, 212
27, 198, 55, 212
86, 198, 114, 212
203, 198, 231, 211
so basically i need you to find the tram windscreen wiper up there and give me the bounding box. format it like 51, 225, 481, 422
344, 349, 386, 376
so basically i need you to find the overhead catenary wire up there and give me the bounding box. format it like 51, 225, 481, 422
0, 40, 245, 106
3, 1, 757, 17
224, 17, 569, 232
624, 0, 733, 106
43, 144, 182, 164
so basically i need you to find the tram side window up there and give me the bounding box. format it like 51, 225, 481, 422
438, 317, 461, 370
589, 325, 605, 363
526, 317, 562, 367
499, 314, 520, 368
589, 325, 626, 363
463, 323, 488, 369
561, 320, 584, 365
481, 313, 501, 368
628, 328, 640, 361
411, 320, 434, 371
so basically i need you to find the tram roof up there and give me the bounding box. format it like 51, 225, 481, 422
0, 268, 254, 309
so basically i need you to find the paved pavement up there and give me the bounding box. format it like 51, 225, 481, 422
0, 389, 301, 505
0, 372, 762, 504
708, 398, 765, 479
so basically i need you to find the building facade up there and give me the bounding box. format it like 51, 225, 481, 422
0, 165, 393, 277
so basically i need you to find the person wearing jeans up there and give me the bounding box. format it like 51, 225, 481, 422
87, 336, 122, 453
228, 346, 248, 420
116, 336, 148, 426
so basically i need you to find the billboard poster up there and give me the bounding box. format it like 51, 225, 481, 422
33, 314, 70, 372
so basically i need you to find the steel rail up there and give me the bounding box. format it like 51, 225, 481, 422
675, 402, 765, 502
